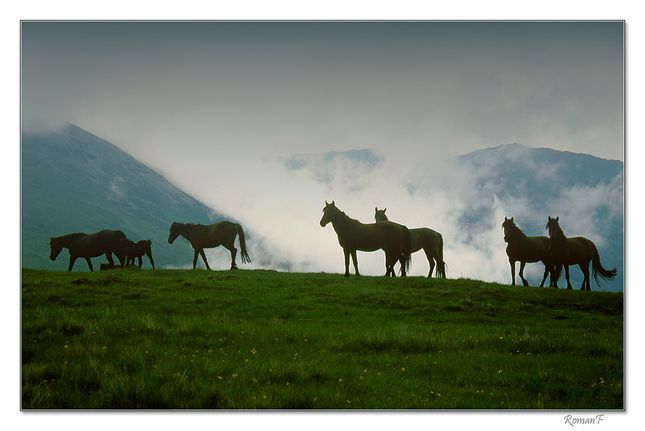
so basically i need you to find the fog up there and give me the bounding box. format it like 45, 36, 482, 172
20, 21, 624, 282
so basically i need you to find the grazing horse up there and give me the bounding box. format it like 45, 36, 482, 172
49, 229, 127, 271
168, 221, 251, 270
545, 216, 617, 291
121, 238, 155, 269
375, 208, 446, 278
502, 217, 552, 287
320, 201, 411, 277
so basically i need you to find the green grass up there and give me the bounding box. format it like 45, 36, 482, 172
21, 268, 623, 409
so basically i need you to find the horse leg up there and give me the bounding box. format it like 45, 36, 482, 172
200, 249, 212, 270
399, 253, 407, 277
384, 252, 393, 277
424, 249, 434, 278
509, 259, 516, 286
147, 252, 155, 269
351, 250, 360, 276
105, 252, 115, 269
548, 264, 559, 288
67, 255, 78, 272
539, 264, 549, 288
137, 256, 143, 268
343, 249, 351, 277
86, 257, 94, 271
192, 249, 200, 269
519, 261, 529, 286
226, 245, 238, 270
580, 263, 590, 291
564, 265, 572, 289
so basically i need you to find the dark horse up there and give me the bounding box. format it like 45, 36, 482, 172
121, 238, 155, 269
545, 216, 617, 291
320, 201, 411, 277
502, 217, 552, 287
375, 208, 446, 278
168, 221, 251, 270
49, 229, 127, 271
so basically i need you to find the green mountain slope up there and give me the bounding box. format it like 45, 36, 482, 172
22, 124, 228, 270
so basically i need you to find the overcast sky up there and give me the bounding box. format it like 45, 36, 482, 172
21, 21, 625, 279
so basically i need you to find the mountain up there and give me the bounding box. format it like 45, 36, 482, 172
285, 144, 624, 291
21, 124, 230, 270
457, 144, 623, 291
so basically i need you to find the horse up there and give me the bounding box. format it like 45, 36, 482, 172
168, 221, 251, 270
501, 217, 553, 287
320, 201, 411, 277
49, 229, 128, 271
545, 216, 617, 291
375, 208, 446, 278
121, 238, 155, 269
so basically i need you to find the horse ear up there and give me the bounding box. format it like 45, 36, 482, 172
325, 200, 329, 205
556, 216, 559, 222
510, 217, 513, 222
375, 207, 378, 212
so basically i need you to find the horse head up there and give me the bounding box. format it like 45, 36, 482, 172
168, 222, 182, 244
320, 201, 337, 227
49, 237, 62, 261
502, 217, 515, 242
375, 207, 388, 222
545, 216, 561, 238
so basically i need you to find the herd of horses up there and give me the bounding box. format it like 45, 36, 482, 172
49, 221, 250, 272
48, 202, 616, 291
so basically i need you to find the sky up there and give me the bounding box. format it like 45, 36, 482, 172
20, 20, 625, 280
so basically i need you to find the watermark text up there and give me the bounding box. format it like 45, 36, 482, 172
564, 414, 604, 426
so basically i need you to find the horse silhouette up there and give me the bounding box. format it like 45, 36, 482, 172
168, 221, 251, 270
545, 216, 617, 290
49, 229, 127, 271
502, 217, 554, 287
375, 208, 446, 278
121, 238, 155, 269
320, 201, 411, 277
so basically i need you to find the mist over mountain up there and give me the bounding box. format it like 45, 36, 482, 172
22, 124, 250, 270
286, 144, 624, 291
21, 124, 623, 291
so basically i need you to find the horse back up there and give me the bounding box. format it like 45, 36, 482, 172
410, 227, 441, 253
507, 235, 549, 263
343, 220, 406, 252
567, 237, 597, 262
191, 221, 238, 248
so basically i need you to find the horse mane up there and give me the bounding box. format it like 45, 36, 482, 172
502, 218, 527, 239
547, 217, 566, 240
52, 232, 85, 242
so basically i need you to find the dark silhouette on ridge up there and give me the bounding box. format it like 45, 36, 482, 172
502, 217, 554, 287
546, 216, 617, 291
120, 238, 155, 269
49, 229, 127, 271
320, 201, 411, 277
168, 221, 251, 270
375, 207, 446, 278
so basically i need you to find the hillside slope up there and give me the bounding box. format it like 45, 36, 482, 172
22, 124, 228, 270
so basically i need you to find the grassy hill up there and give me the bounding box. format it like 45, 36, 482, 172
22, 268, 623, 409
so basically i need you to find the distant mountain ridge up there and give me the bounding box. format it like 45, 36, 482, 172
22, 124, 229, 270
286, 143, 623, 291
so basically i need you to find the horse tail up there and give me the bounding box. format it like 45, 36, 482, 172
235, 223, 252, 264
436, 233, 446, 278
401, 225, 412, 275
591, 249, 617, 287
